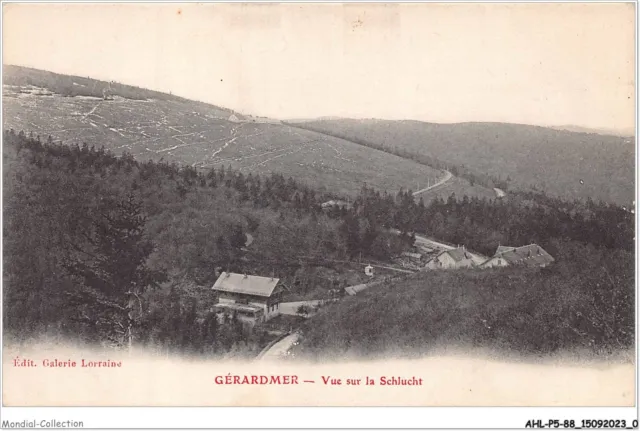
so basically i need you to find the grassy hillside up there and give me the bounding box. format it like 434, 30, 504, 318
3, 65, 466, 198
295, 240, 634, 361
3, 64, 206, 103
293, 119, 635, 206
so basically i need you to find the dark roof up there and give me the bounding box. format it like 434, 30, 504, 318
495, 245, 516, 255
446, 247, 472, 262
212, 272, 280, 297
496, 244, 554, 267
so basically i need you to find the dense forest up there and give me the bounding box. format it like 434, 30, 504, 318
290, 120, 635, 207
2, 130, 409, 356
3, 128, 634, 359
340, 183, 633, 257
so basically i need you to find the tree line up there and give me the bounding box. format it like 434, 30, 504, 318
327, 182, 633, 258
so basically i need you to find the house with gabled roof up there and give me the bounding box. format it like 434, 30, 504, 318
480, 244, 554, 269
228, 112, 246, 123
495, 245, 516, 254
424, 246, 475, 270
321, 199, 352, 211
212, 272, 284, 324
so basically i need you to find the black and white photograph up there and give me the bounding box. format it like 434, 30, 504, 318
0, 1, 636, 421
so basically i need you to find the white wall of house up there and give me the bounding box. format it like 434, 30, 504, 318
425, 252, 456, 269
218, 297, 236, 305
247, 300, 280, 321
457, 259, 475, 268
261, 302, 280, 321
218, 295, 280, 322
425, 252, 475, 269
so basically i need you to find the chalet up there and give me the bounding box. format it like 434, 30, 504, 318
495, 245, 516, 254
480, 244, 554, 269
321, 200, 352, 211
212, 272, 284, 325
424, 246, 474, 270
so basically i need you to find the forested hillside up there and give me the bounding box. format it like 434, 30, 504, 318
2, 130, 415, 355
4, 128, 634, 359
295, 155, 635, 361
297, 241, 634, 360
292, 119, 635, 207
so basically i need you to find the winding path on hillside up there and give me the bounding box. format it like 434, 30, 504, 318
412, 170, 453, 196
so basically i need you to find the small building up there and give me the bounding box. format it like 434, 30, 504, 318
345, 283, 369, 296
212, 272, 284, 325
424, 246, 475, 270
401, 251, 423, 261
228, 113, 246, 123
321, 200, 352, 211
480, 244, 554, 269
364, 265, 374, 277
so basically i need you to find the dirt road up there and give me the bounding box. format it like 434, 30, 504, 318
413, 170, 453, 196
258, 333, 300, 361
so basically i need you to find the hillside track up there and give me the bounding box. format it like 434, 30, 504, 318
4, 90, 449, 198
412, 170, 453, 196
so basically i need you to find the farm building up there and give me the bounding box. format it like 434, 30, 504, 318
228, 113, 246, 123
495, 245, 516, 254
480, 244, 554, 269
321, 200, 352, 211
345, 283, 369, 296
424, 247, 475, 270
401, 251, 423, 260
212, 272, 284, 325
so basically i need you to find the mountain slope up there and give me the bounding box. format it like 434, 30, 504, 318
296, 241, 634, 360
294, 119, 635, 206
3, 65, 488, 198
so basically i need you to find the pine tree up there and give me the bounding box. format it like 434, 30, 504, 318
63, 192, 167, 349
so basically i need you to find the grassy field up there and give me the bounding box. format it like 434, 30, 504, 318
4, 81, 452, 198
295, 118, 635, 206
295, 241, 634, 361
